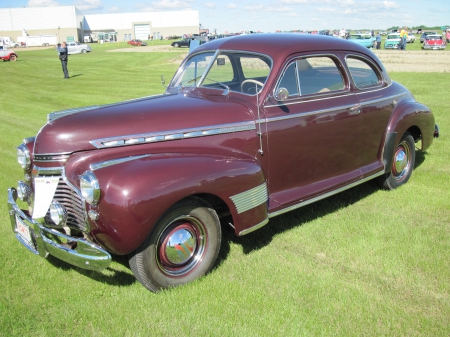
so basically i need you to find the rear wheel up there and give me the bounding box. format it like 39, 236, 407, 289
377, 132, 415, 190
129, 197, 221, 292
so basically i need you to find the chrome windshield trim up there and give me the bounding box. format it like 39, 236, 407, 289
90, 154, 152, 171
268, 171, 385, 219
230, 182, 268, 214
90, 121, 256, 149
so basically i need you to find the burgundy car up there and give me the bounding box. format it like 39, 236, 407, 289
8, 34, 439, 292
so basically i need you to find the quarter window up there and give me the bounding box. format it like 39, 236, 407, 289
346, 57, 381, 89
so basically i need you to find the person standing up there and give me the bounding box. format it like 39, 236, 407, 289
56, 41, 69, 78
399, 27, 407, 50
376, 32, 382, 49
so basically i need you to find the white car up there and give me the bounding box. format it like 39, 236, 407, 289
406, 33, 416, 43
67, 42, 92, 54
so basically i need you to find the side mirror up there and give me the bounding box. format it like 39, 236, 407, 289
274, 87, 289, 101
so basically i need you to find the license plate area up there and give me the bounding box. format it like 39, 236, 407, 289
15, 215, 34, 247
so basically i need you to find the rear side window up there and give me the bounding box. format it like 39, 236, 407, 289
345, 57, 382, 89
276, 56, 345, 98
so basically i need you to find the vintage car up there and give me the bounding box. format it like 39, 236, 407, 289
128, 39, 147, 46
422, 34, 446, 50
406, 32, 416, 43
8, 34, 439, 292
171, 37, 191, 48
67, 42, 92, 54
348, 34, 376, 48
384, 33, 401, 49
0, 46, 18, 61
420, 31, 437, 43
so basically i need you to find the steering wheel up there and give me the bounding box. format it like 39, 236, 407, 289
241, 79, 264, 94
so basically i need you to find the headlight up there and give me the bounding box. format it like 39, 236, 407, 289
80, 171, 100, 205
17, 144, 31, 170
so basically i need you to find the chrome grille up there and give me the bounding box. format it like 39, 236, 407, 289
40, 175, 88, 232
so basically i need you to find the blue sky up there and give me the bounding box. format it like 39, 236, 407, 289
1, 0, 448, 33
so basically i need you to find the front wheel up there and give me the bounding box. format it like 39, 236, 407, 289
129, 197, 222, 292
81, 49, 87, 53
377, 132, 415, 190
173, 43, 179, 48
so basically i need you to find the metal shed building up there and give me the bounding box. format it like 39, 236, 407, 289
0, 6, 199, 43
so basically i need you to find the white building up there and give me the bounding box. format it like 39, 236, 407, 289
0, 6, 199, 43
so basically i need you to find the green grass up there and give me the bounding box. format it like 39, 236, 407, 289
0, 43, 449, 336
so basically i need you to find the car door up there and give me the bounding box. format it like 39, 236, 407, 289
263, 54, 362, 211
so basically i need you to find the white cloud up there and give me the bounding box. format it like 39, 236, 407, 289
109, 6, 119, 12
226, 3, 237, 9
74, 0, 103, 11
383, 1, 400, 9
244, 5, 264, 10
27, 0, 60, 6
150, 0, 194, 10
280, 0, 308, 4
264, 6, 293, 12
205, 3, 216, 9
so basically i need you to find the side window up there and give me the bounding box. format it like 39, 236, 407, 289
240, 56, 271, 82
346, 57, 381, 89
297, 57, 345, 95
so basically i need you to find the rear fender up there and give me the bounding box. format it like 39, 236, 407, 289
385, 101, 435, 153
87, 153, 267, 255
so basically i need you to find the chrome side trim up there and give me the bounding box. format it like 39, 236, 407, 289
90, 121, 256, 149
264, 92, 355, 108
239, 217, 269, 236
230, 182, 268, 214
90, 154, 152, 171
263, 103, 358, 123
268, 171, 385, 219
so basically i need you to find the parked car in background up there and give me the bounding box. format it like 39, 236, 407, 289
171, 37, 192, 48
422, 34, 447, 50
67, 42, 92, 54
406, 32, 416, 43
0, 46, 18, 61
420, 31, 437, 43
127, 39, 147, 46
8, 34, 439, 293
348, 34, 376, 48
384, 33, 401, 49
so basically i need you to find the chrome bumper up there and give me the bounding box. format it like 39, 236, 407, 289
7, 187, 111, 271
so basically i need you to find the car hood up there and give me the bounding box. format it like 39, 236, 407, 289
34, 92, 254, 155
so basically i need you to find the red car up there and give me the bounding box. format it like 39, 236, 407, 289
8, 34, 439, 292
127, 39, 147, 46
0, 46, 18, 61
422, 34, 447, 50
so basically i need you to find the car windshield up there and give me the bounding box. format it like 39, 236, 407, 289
169, 51, 272, 96
387, 34, 400, 39
427, 36, 442, 40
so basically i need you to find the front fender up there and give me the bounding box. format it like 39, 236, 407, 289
87, 153, 267, 255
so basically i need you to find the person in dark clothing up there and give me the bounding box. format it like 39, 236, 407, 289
56, 42, 69, 78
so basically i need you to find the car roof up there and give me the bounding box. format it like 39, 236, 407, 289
194, 33, 375, 63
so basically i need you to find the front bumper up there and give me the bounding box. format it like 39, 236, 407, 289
8, 187, 111, 271
384, 44, 399, 49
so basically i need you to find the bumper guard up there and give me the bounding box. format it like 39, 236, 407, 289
8, 187, 111, 271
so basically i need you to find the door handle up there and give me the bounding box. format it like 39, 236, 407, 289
348, 104, 361, 115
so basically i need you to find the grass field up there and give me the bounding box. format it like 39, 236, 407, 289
0, 41, 449, 336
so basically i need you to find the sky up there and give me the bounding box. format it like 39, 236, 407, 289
1, 0, 448, 33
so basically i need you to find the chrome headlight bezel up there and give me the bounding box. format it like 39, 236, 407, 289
80, 171, 100, 205
17, 144, 31, 170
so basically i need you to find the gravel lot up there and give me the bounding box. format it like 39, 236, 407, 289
111, 45, 450, 73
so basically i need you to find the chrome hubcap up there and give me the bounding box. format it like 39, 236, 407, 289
157, 216, 206, 276
392, 141, 410, 180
